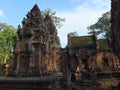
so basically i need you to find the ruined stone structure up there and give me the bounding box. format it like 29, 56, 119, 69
111, 0, 120, 58
59, 32, 119, 73
8, 4, 60, 76
7, 1, 120, 76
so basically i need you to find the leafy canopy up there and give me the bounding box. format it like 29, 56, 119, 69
87, 11, 111, 38
0, 23, 17, 65
42, 9, 65, 28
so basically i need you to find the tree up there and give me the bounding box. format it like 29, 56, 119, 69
41, 9, 65, 28
0, 23, 17, 65
68, 31, 78, 37
87, 11, 111, 38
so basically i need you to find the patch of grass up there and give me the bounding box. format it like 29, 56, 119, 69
97, 78, 119, 89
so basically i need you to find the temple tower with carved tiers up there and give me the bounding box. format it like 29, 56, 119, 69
111, 0, 120, 59
8, 4, 60, 76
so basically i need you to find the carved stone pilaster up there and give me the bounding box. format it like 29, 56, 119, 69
33, 42, 41, 76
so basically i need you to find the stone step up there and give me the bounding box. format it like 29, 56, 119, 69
0, 76, 57, 90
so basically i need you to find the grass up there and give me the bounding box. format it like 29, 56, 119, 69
97, 77, 119, 89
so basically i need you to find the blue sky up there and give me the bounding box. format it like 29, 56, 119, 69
0, 0, 111, 47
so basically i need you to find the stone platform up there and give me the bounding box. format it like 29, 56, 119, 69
0, 76, 58, 90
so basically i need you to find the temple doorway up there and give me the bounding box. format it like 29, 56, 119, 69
81, 58, 87, 69
103, 58, 108, 67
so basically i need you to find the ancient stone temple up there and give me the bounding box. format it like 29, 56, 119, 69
8, 4, 60, 76
59, 32, 119, 73
59, 0, 120, 73
111, 0, 120, 59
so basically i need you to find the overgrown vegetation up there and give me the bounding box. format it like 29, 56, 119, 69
87, 11, 111, 39
0, 23, 17, 66
42, 9, 65, 28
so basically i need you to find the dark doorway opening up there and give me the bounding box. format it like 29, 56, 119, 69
82, 58, 87, 69
103, 58, 108, 67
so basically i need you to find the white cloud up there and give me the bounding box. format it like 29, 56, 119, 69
57, 0, 110, 47
0, 10, 5, 18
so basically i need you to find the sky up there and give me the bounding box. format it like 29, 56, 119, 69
0, 0, 111, 47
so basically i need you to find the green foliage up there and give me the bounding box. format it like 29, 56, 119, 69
0, 23, 17, 65
42, 9, 65, 28
68, 31, 78, 37
87, 12, 111, 38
